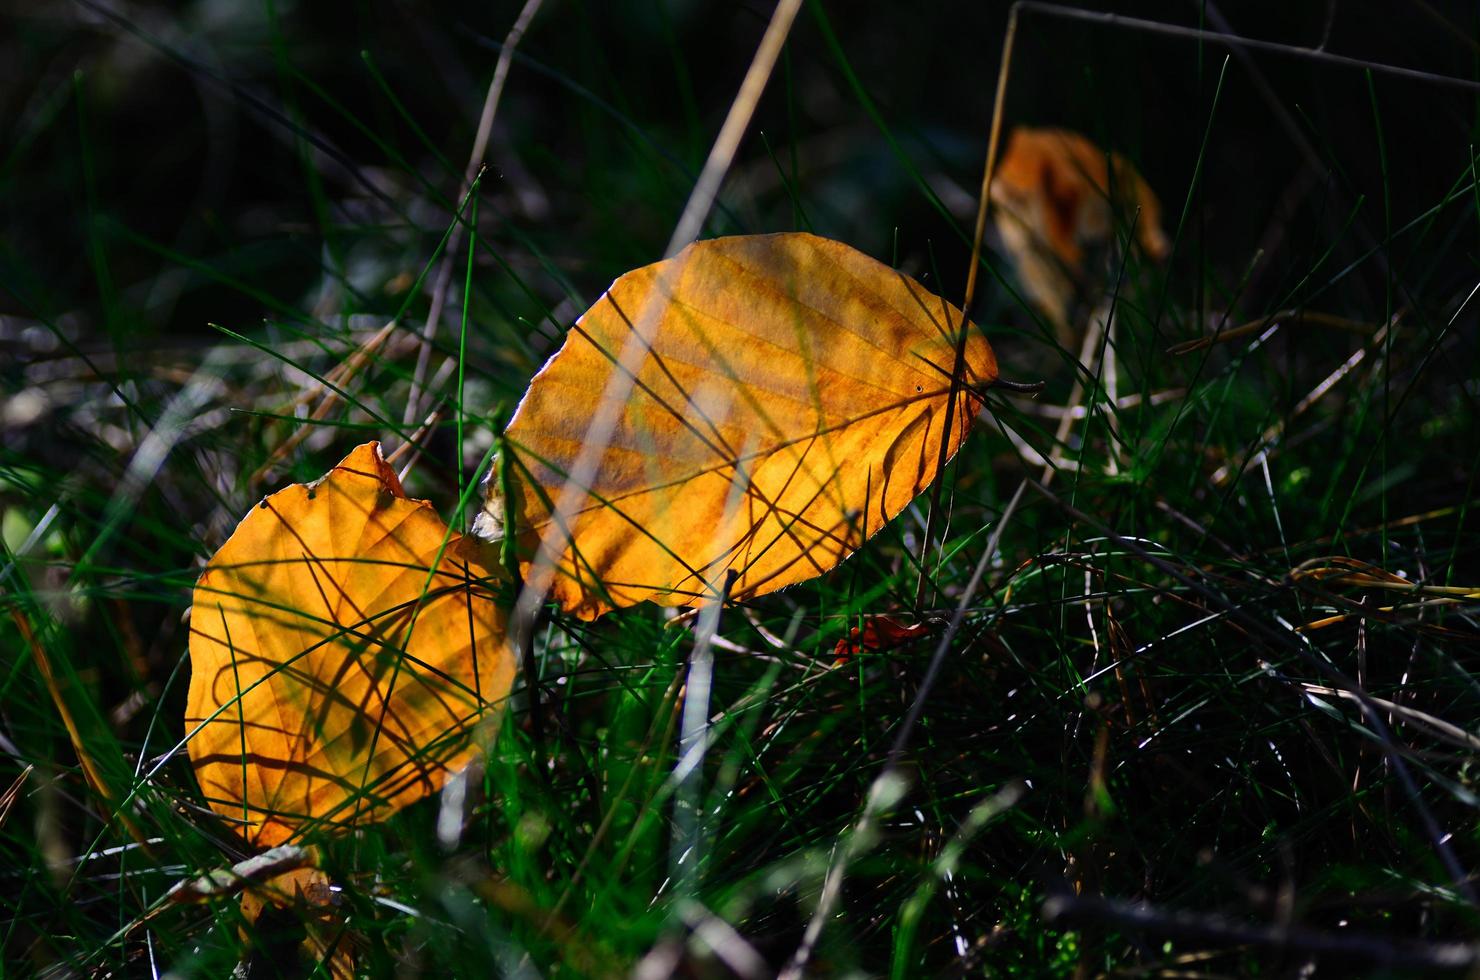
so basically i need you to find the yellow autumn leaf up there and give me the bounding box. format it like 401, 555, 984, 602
481, 232, 998, 619
990, 126, 1168, 338
186, 442, 513, 847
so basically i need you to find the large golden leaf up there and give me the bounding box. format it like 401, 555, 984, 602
186, 443, 512, 847
484, 232, 998, 619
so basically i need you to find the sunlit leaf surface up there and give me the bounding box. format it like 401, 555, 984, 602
487, 232, 998, 619
186, 443, 513, 847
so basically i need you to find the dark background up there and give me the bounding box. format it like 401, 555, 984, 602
4, 0, 1478, 360
5, 3, 1480, 974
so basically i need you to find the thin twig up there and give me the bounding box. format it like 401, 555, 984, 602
892, 480, 1027, 767
509, 0, 802, 647
663, 0, 804, 256
1015, 1, 1480, 92
1168, 308, 1379, 355
1295, 680, 1480, 754
1210, 315, 1397, 486
1041, 304, 1110, 486
1044, 888, 1480, 972
913, 3, 1020, 612
782, 481, 1028, 979
249, 321, 398, 489
402, 0, 545, 434
671, 570, 736, 899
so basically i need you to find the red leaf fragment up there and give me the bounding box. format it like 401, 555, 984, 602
833, 615, 934, 665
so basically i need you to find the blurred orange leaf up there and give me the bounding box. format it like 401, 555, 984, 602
483, 232, 998, 619
186, 442, 513, 847
990, 126, 1168, 333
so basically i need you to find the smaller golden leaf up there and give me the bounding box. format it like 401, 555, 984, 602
482, 232, 998, 619
990, 126, 1168, 337
186, 442, 513, 847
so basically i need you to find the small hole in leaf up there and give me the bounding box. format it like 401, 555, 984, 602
915, 385, 922, 393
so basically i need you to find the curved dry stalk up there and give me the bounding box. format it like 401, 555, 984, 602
508, 0, 803, 638
780, 480, 1029, 979
1168, 309, 1381, 355
913, 3, 1020, 611
401, 0, 547, 435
